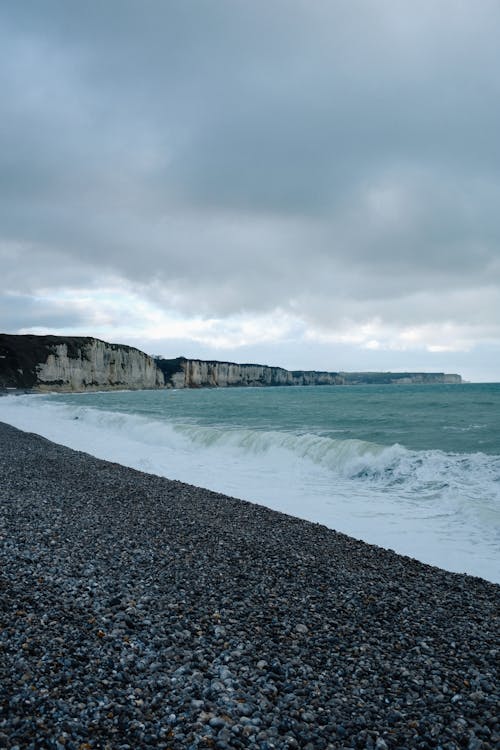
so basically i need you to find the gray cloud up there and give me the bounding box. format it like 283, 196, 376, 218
1, 1, 500, 372
0, 293, 89, 331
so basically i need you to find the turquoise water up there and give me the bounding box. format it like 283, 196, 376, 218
55, 382, 499, 454
1, 383, 499, 581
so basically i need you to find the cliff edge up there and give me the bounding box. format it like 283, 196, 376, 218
155, 356, 343, 388
0, 334, 163, 391
0, 334, 462, 392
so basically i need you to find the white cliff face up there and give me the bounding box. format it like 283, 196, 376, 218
36, 340, 164, 391
177, 360, 285, 387
0, 334, 462, 392
162, 360, 463, 388
169, 360, 341, 388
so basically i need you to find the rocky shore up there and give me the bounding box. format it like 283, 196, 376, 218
1, 422, 498, 750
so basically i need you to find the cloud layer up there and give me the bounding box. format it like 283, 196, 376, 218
1, 1, 500, 378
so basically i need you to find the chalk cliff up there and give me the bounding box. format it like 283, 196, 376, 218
0, 334, 462, 392
336, 371, 463, 386
0, 335, 164, 391
155, 357, 343, 388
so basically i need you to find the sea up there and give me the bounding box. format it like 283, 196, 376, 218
1, 383, 499, 583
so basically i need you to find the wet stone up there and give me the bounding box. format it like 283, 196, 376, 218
0, 421, 498, 750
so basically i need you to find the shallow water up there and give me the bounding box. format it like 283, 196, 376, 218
1, 383, 499, 582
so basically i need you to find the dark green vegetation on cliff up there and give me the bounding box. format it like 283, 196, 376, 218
0, 334, 93, 389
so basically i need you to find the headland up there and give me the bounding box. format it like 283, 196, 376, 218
0, 333, 462, 392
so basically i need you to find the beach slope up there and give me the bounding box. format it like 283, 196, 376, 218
0, 421, 498, 749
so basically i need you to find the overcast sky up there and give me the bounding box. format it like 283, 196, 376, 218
1, 1, 500, 381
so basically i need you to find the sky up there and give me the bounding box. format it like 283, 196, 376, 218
1, 1, 500, 382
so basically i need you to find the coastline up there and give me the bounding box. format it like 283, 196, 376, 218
0, 332, 463, 392
1, 421, 498, 749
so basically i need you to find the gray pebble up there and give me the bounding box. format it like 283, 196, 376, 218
0, 421, 498, 750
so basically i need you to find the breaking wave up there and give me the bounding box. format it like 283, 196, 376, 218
0, 393, 499, 581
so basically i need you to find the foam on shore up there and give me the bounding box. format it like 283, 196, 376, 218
1, 392, 498, 582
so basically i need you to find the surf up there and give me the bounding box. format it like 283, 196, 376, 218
0, 390, 498, 582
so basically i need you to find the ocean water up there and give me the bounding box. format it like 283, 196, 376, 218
1, 383, 499, 583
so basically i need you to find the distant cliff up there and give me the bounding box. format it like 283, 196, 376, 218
155, 357, 343, 388
336, 371, 463, 386
0, 334, 462, 392
156, 357, 462, 388
0, 334, 163, 391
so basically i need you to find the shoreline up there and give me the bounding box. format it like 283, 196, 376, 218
1, 391, 499, 584
1, 421, 498, 749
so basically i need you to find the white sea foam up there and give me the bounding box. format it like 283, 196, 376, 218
1, 394, 499, 582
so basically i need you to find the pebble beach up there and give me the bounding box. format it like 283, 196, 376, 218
1, 421, 498, 750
